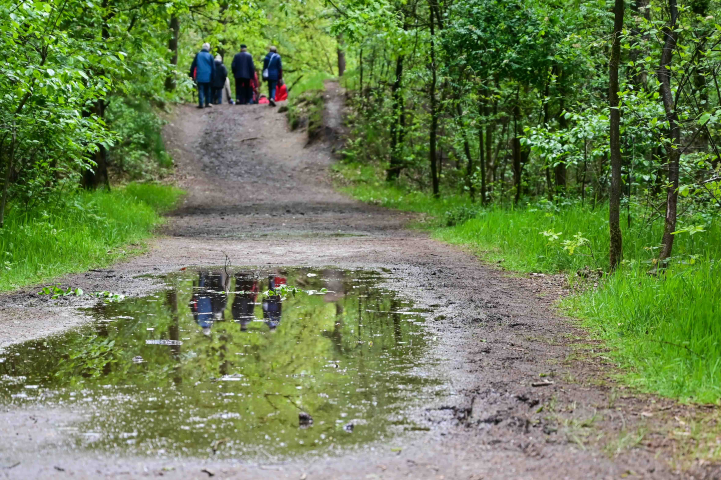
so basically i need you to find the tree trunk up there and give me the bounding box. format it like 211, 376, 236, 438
358, 48, 363, 98
428, 3, 440, 198
336, 35, 346, 77
554, 67, 568, 195
657, 0, 681, 262
165, 15, 180, 91
478, 99, 487, 205
83, 100, 111, 190
486, 93, 495, 192
512, 93, 522, 205
387, 55, 405, 181
609, 0, 625, 270
456, 102, 474, 201
542, 68, 554, 200
84, 0, 111, 190
629, 0, 650, 88
0, 130, 16, 228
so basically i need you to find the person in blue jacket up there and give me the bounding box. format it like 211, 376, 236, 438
189, 43, 216, 109
262, 46, 283, 107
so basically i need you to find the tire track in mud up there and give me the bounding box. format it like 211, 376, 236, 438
0, 83, 705, 479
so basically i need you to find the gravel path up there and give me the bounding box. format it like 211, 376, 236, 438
0, 84, 705, 479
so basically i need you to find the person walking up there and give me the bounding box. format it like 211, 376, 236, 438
189, 43, 215, 109
223, 77, 234, 105
212, 55, 228, 104
231, 44, 255, 105
262, 46, 282, 107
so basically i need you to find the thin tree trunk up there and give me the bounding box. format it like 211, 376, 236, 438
428, 2, 440, 198
657, 0, 681, 262
456, 101, 474, 201
512, 90, 522, 205
486, 93, 495, 192
387, 55, 405, 181
609, 0, 625, 270
581, 140, 588, 206
554, 67, 568, 195
84, 0, 112, 190
337, 35, 346, 76
165, 15, 180, 91
630, 0, 650, 88
478, 99, 486, 205
0, 129, 16, 228
359, 48, 363, 99
542, 68, 554, 200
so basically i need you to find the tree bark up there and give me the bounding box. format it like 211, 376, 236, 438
512, 91, 522, 205
657, 0, 680, 262
165, 15, 180, 91
629, 0, 650, 88
84, 0, 111, 190
554, 67, 567, 195
83, 100, 111, 190
456, 101, 474, 201
0, 130, 16, 228
428, 2, 440, 198
609, 0, 625, 270
478, 98, 487, 205
387, 55, 405, 181
336, 35, 346, 76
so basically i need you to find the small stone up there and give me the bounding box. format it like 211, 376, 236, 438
299, 411, 313, 427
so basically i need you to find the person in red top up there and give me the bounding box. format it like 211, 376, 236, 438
275, 81, 288, 102
249, 71, 260, 104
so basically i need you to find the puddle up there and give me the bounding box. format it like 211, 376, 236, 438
0, 268, 440, 458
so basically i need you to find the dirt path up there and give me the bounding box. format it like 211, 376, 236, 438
0, 85, 710, 479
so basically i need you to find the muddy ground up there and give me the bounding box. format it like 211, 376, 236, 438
0, 83, 718, 479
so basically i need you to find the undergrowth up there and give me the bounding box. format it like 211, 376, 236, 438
334, 160, 721, 403
0, 183, 183, 292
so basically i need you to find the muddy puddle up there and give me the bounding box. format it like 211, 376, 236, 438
0, 268, 442, 459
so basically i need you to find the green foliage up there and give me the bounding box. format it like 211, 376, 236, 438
105, 97, 173, 179
38, 285, 84, 299
0, 183, 182, 292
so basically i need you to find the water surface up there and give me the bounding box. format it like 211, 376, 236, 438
0, 268, 438, 458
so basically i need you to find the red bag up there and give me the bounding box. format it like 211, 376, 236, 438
275, 83, 288, 101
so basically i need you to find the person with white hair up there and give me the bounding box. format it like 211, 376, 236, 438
188, 42, 216, 108
211, 54, 229, 104
262, 46, 283, 107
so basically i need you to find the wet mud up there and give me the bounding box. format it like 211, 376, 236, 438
0, 82, 715, 478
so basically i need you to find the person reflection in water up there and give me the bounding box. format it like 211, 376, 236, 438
262, 275, 286, 330
232, 273, 258, 331
189, 271, 229, 335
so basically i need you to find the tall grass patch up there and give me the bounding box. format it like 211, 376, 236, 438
335, 161, 721, 402
566, 264, 721, 403
0, 183, 183, 291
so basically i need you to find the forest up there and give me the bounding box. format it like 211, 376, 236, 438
1, 0, 720, 407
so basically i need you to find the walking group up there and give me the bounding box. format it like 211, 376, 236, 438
189, 43, 287, 108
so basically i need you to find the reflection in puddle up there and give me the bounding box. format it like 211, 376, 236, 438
0, 268, 438, 458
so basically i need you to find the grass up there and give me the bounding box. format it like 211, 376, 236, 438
0, 183, 183, 292
334, 160, 721, 403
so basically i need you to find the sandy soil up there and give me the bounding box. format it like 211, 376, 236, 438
0, 83, 718, 479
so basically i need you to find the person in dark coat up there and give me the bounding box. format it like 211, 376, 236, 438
262, 46, 282, 107
189, 43, 216, 108
231, 44, 256, 105
212, 55, 228, 104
